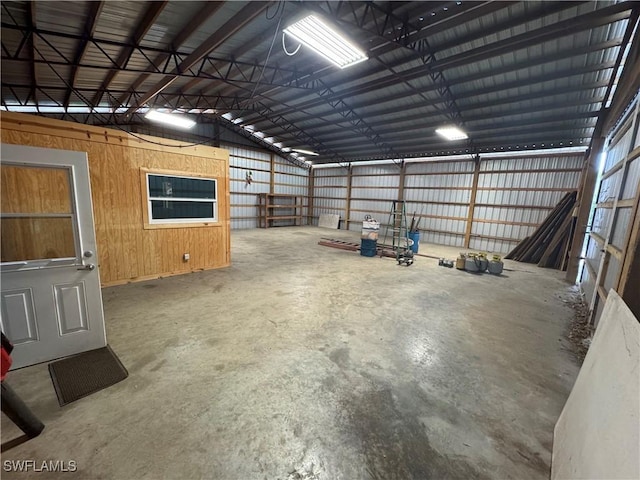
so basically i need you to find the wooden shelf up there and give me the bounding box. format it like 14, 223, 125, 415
258, 193, 305, 228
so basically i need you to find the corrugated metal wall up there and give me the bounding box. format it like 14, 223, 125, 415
227, 145, 271, 230
581, 94, 640, 325
226, 145, 310, 229
349, 164, 401, 235
471, 154, 583, 252
311, 167, 348, 226
405, 160, 474, 248
311, 152, 583, 253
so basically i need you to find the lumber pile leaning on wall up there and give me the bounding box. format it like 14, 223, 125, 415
505, 191, 577, 270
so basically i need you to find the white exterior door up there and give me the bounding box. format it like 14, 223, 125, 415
1, 144, 106, 369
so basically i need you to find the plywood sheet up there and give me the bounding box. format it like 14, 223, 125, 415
552, 289, 640, 479
1, 112, 230, 286
318, 213, 340, 229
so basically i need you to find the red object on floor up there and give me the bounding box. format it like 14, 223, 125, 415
1, 333, 14, 381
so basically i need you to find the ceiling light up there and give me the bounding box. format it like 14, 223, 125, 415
145, 110, 195, 129
292, 148, 319, 156
281, 147, 292, 153
435, 126, 468, 141
284, 15, 368, 69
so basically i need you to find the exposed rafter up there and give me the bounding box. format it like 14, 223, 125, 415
1, 0, 636, 163
64, 1, 103, 108
27, 1, 36, 106
123, 1, 272, 115
90, 1, 167, 107
115, 1, 224, 107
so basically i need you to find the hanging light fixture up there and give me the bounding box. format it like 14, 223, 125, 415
435, 126, 468, 141
284, 15, 368, 69
145, 110, 195, 129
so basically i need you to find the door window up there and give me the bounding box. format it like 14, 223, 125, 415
1, 165, 77, 263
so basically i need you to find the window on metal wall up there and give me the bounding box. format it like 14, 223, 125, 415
146, 173, 217, 223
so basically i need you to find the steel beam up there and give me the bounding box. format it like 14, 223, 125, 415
64, 1, 103, 108
116, 1, 224, 107
242, 1, 585, 118
429, 2, 632, 72
91, 1, 167, 106
253, 81, 608, 136
27, 1, 36, 106
124, 2, 272, 115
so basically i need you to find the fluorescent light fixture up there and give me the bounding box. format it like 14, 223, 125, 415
145, 110, 195, 129
281, 147, 292, 153
292, 148, 319, 156
435, 126, 468, 141
284, 15, 368, 69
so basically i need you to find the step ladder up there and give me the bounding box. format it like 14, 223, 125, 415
382, 200, 414, 265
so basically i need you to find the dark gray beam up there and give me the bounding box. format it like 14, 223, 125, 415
604, 9, 640, 132
318, 133, 592, 161
3, 55, 318, 92
183, 17, 283, 98
116, 1, 224, 107
428, 2, 632, 72
320, 117, 598, 149
249, 34, 619, 121
255, 81, 609, 136
124, 1, 272, 115
249, 3, 630, 120
431, 1, 586, 53
64, 1, 103, 108
27, 1, 36, 105
278, 62, 615, 132
242, 1, 586, 119
323, 124, 596, 153
258, 96, 604, 144
91, 1, 167, 106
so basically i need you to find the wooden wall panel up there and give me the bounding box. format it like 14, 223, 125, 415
1, 165, 71, 213
1, 112, 230, 286
1, 217, 75, 262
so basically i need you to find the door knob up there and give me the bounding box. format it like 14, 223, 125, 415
77, 264, 95, 271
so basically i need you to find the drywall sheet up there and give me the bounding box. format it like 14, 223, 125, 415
318, 214, 340, 229
552, 289, 639, 479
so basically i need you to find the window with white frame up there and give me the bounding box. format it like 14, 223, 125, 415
146, 173, 217, 224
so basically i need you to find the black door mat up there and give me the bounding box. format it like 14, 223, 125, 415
48, 345, 128, 407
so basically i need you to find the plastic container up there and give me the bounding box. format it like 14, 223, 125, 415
360, 238, 377, 257
464, 257, 480, 272
361, 219, 380, 240
408, 231, 420, 253
488, 259, 503, 275
465, 254, 487, 272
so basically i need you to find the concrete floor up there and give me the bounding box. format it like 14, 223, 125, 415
1, 227, 581, 479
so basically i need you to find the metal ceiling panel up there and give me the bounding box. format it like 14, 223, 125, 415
33, 1, 87, 35
1, 0, 637, 163
138, 1, 204, 49
92, 2, 150, 42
